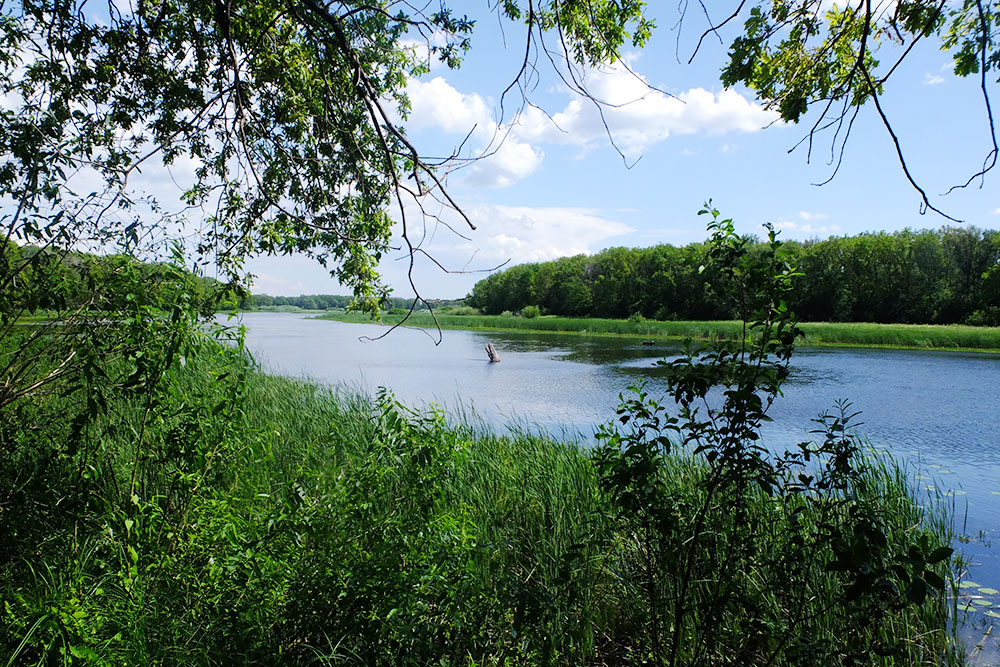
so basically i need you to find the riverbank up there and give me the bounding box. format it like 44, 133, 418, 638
1, 339, 962, 664
315, 311, 1000, 352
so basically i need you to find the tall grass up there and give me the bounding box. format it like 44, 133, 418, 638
317, 312, 1000, 351
0, 342, 962, 664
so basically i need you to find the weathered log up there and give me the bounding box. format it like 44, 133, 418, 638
485, 343, 500, 362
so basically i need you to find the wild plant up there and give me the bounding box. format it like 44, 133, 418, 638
594, 203, 957, 665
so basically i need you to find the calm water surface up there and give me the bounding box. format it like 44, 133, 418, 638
232, 312, 1000, 646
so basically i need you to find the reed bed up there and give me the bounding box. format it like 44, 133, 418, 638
317, 312, 1000, 352
0, 344, 962, 664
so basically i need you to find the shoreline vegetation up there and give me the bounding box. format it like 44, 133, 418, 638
313, 310, 1000, 353
1, 342, 962, 664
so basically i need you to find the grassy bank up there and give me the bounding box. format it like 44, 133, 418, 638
317, 311, 1000, 351
1, 340, 961, 664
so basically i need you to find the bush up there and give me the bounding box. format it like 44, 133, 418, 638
593, 205, 958, 665
521, 305, 541, 318
967, 307, 1000, 326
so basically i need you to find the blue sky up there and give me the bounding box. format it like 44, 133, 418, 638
245, 5, 995, 298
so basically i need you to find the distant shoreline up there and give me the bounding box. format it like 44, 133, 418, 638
311, 311, 1000, 353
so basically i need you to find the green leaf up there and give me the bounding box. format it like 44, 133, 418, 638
69, 645, 98, 659
906, 578, 928, 605
925, 546, 953, 564
923, 570, 945, 590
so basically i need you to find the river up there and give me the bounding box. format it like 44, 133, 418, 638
229, 311, 1000, 646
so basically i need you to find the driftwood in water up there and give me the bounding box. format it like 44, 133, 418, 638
485, 343, 500, 363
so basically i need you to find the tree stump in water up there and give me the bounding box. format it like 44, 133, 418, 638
485, 343, 500, 362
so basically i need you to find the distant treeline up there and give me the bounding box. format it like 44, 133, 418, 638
466, 227, 1000, 325
247, 293, 466, 311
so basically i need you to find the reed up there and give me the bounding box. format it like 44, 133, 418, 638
0, 343, 962, 664
316, 311, 1000, 352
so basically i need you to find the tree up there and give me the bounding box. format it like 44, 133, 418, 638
0, 1, 651, 315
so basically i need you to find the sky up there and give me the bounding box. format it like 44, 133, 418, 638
7, 2, 994, 300
249, 2, 999, 299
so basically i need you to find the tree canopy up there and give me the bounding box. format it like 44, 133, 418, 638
0, 0, 653, 315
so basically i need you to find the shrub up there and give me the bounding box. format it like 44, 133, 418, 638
594, 204, 957, 665
521, 305, 541, 319
967, 307, 1000, 326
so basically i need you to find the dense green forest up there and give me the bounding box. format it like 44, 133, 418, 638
466, 227, 1000, 325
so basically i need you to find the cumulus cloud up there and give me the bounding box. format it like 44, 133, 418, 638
463, 136, 545, 188
471, 204, 633, 262
404, 62, 779, 188
406, 76, 492, 134
392, 200, 633, 265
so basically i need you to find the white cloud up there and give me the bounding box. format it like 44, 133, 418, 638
464, 137, 545, 188
990, 207, 1000, 215
519, 69, 778, 154
774, 220, 842, 236
406, 76, 493, 134
250, 272, 309, 296
471, 204, 634, 262
392, 200, 632, 265
924, 73, 945, 86
799, 210, 829, 221
403, 62, 779, 188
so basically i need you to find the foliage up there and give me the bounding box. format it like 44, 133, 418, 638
520, 304, 541, 318
0, 0, 651, 315
718, 1, 997, 125
466, 226, 1000, 325
0, 327, 958, 665
434, 304, 482, 316
593, 204, 957, 664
